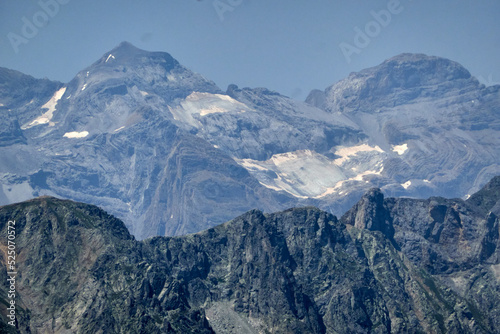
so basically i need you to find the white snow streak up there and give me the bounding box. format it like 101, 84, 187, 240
333, 144, 384, 165
63, 131, 89, 138
236, 144, 387, 199
392, 143, 408, 155
22, 87, 66, 129
169, 92, 251, 128
236, 150, 347, 198
315, 167, 385, 198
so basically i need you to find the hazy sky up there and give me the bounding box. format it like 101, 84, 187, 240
1, 0, 499, 100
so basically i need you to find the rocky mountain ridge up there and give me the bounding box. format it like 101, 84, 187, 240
307, 53, 500, 199
0, 176, 499, 333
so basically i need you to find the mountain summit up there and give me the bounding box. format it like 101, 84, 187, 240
1, 45, 500, 238
26, 41, 222, 141
66, 41, 220, 104
306, 53, 499, 201
307, 53, 480, 113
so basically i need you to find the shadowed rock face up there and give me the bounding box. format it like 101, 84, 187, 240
466, 176, 500, 216
0, 177, 499, 333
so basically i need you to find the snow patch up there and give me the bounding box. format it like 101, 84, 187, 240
200, 106, 228, 116
0, 103, 3, 107
402, 181, 412, 189
236, 146, 386, 199
259, 181, 289, 194
169, 92, 251, 128
105, 54, 115, 62
86, 71, 89, 77
188, 92, 247, 116
317, 167, 385, 198
333, 144, 384, 165
314, 187, 338, 198
392, 143, 408, 155
139, 90, 149, 97
236, 150, 347, 198
81, 84, 87, 91
271, 150, 314, 166
22, 87, 66, 129
238, 159, 273, 172
424, 179, 431, 183
63, 131, 89, 139
114, 126, 125, 132
167, 74, 176, 82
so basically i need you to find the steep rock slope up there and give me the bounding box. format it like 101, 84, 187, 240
1, 44, 500, 239
0, 42, 361, 238
1, 42, 318, 238
0, 197, 213, 333
308, 53, 500, 200
0, 177, 499, 333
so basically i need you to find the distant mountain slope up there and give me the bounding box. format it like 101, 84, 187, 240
0, 68, 62, 148
1, 43, 500, 238
0, 177, 499, 333
307, 53, 500, 199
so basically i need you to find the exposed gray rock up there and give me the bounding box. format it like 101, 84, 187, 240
0, 178, 499, 333
1, 44, 500, 239
309, 53, 500, 202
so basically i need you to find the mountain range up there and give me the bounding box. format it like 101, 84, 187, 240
1, 42, 499, 239
0, 176, 499, 333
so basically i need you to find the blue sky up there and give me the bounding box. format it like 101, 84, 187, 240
0, 0, 499, 100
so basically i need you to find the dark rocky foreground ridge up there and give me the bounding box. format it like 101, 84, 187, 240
0, 177, 499, 333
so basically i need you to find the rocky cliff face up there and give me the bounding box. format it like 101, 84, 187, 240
0, 197, 213, 333
0, 177, 499, 333
307, 53, 500, 200
1, 43, 500, 239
